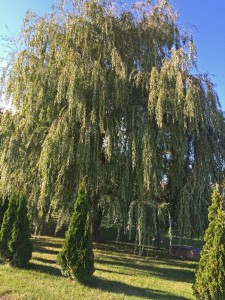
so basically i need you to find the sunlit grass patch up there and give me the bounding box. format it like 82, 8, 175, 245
0, 235, 197, 300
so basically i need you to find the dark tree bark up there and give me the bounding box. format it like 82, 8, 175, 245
91, 210, 103, 243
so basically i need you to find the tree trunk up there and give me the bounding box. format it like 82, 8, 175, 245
91, 210, 103, 243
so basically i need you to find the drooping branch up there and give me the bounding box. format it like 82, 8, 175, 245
0, 0, 224, 243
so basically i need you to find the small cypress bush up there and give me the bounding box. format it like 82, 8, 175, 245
0, 193, 33, 267
193, 186, 225, 299
0, 194, 17, 261
57, 180, 94, 281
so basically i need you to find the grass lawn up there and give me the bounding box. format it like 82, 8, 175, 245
0, 235, 197, 300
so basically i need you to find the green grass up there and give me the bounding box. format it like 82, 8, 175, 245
0, 235, 198, 300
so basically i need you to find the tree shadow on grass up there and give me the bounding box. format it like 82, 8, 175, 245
94, 241, 141, 258
25, 262, 61, 277
32, 239, 61, 255
95, 241, 198, 269
33, 246, 59, 256
84, 276, 190, 300
34, 257, 56, 265
154, 257, 197, 270
95, 258, 194, 283
95, 267, 126, 276
33, 240, 62, 250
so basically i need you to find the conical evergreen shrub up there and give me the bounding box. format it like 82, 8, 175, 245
0, 194, 17, 261
57, 180, 94, 281
0, 193, 33, 267
193, 186, 225, 299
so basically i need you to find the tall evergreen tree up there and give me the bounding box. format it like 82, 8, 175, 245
0, 0, 224, 244
0, 193, 33, 267
57, 180, 94, 280
193, 187, 225, 299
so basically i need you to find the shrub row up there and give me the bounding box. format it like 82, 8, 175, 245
0, 181, 94, 281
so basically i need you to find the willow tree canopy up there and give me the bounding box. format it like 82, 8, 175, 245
0, 0, 224, 243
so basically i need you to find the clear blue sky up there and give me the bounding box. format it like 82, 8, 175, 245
0, 0, 225, 109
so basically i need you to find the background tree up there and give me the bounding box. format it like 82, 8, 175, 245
0, 193, 33, 267
0, 0, 224, 244
193, 186, 225, 299
57, 179, 94, 281
0, 195, 9, 227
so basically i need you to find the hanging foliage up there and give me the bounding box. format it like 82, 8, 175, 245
0, 0, 224, 245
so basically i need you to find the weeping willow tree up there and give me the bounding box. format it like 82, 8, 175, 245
0, 0, 224, 244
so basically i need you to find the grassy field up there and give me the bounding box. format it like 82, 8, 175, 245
0, 235, 198, 300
